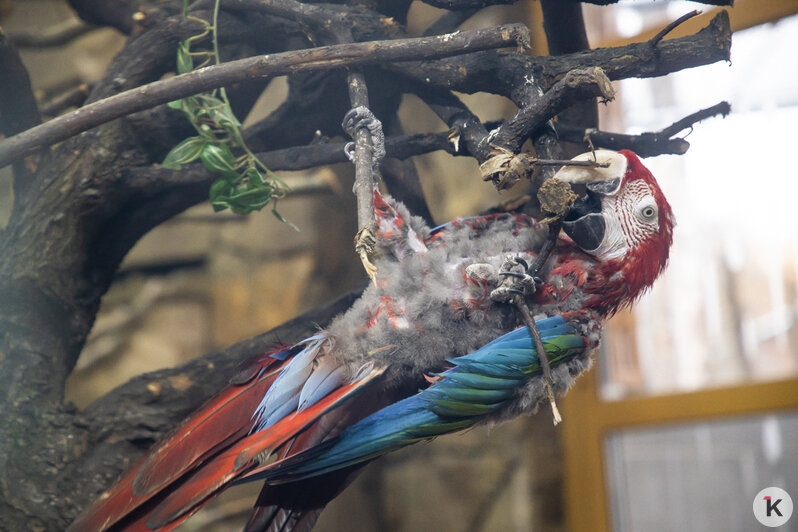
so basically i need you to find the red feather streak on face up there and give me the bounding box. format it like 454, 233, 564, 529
584, 151, 675, 316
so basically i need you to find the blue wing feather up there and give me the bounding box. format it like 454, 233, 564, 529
262, 316, 586, 483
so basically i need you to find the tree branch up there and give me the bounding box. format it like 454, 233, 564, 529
421, 0, 517, 8
483, 67, 613, 190
67, 0, 165, 34
8, 19, 96, 48
386, 11, 731, 105
411, 84, 493, 161
0, 27, 43, 193
556, 101, 731, 157
0, 31, 42, 138
539, 0, 597, 158
489, 67, 614, 154
0, 23, 530, 169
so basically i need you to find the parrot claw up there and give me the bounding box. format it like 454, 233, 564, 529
490, 255, 539, 302
342, 106, 385, 173
355, 225, 378, 285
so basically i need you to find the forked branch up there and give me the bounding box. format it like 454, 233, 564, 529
0, 23, 529, 169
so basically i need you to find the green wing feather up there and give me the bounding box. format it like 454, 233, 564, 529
263, 315, 586, 483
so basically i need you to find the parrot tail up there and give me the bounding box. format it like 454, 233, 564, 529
67, 342, 385, 532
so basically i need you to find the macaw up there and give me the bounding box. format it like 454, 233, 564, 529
69, 149, 674, 532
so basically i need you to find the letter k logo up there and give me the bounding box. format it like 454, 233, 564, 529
754, 487, 792, 527
764, 496, 783, 517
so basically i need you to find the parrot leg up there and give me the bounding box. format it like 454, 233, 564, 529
342, 104, 386, 284
490, 255, 562, 425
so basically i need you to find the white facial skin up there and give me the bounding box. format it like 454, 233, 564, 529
593, 181, 660, 262
554, 150, 661, 262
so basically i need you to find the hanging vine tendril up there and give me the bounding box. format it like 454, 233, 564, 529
162, 0, 293, 223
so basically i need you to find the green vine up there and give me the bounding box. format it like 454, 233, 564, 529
162, 0, 292, 223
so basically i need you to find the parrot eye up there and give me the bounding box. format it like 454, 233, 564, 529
636, 197, 658, 223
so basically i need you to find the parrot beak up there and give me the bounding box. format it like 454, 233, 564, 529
563, 193, 605, 252
554, 150, 628, 253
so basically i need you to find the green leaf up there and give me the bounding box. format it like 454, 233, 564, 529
167, 99, 184, 110
162, 136, 207, 169
177, 41, 193, 74
245, 167, 265, 184
180, 96, 202, 116
208, 104, 241, 128
209, 178, 232, 201
199, 143, 237, 174
228, 186, 272, 203
213, 187, 273, 215
196, 94, 225, 108
211, 199, 233, 212
271, 207, 300, 231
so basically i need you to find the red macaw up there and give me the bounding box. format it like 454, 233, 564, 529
69, 149, 674, 532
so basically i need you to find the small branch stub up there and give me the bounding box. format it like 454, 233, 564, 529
480, 148, 536, 190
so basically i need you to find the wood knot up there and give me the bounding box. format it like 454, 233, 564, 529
480, 148, 536, 191
537, 178, 576, 224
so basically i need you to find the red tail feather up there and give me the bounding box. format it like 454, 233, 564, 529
69, 352, 385, 532
146, 367, 384, 529
68, 352, 288, 532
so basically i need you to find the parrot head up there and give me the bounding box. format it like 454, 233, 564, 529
556, 149, 675, 308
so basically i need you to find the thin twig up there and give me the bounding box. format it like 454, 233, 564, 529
660, 100, 730, 136
557, 101, 731, 157
0, 23, 530, 169
346, 74, 376, 235
525, 220, 566, 425
515, 297, 562, 425
345, 73, 381, 283
529, 222, 562, 278
650, 10, 701, 47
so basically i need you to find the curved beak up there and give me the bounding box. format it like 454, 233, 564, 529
562, 191, 605, 252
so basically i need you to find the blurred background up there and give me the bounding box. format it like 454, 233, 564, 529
1, 0, 796, 530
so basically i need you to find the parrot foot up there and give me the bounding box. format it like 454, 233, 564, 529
489, 255, 542, 304
342, 106, 385, 283
342, 106, 386, 174
490, 255, 562, 425
355, 224, 378, 285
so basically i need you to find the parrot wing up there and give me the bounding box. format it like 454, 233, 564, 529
259, 315, 586, 484
67, 338, 386, 532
